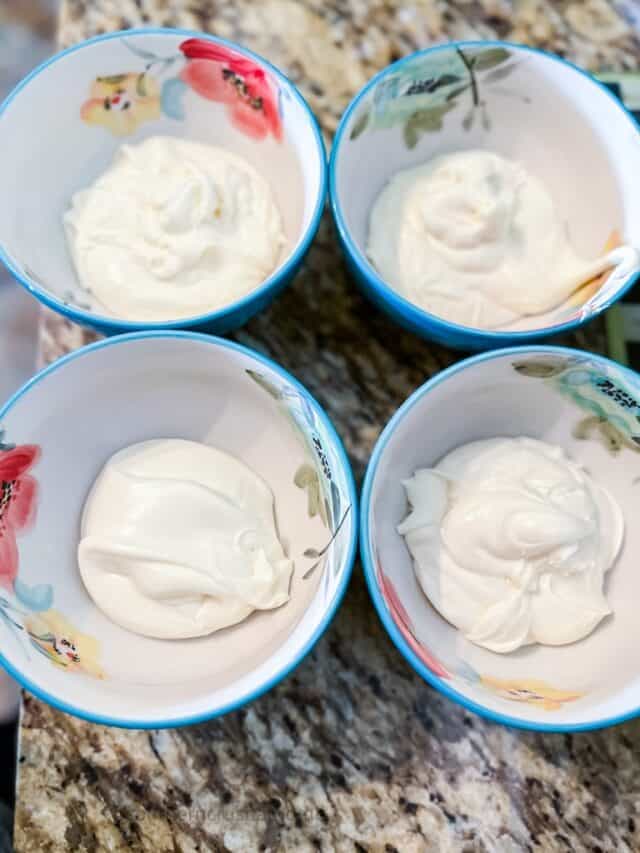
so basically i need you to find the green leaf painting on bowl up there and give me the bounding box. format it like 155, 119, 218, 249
245, 370, 352, 584
350, 45, 525, 149
513, 356, 640, 455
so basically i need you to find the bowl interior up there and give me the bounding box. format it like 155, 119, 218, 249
0, 30, 323, 322
0, 335, 355, 726
335, 43, 640, 333
365, 348, 640, 728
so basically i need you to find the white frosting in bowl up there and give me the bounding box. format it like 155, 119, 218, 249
367, 150, 616, 330
78, 439, 293, 639
64, 136, 285, 321
398, 437, 624, 653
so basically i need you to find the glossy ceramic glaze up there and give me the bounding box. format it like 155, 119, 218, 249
0, 29, 326, 335
361, 346, 640, 730
331, 41, 640, 350
0, 332, 357, 727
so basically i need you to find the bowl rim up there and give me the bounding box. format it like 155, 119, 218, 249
0, 330, 358, 729
329, 39, 640, 345
360, 343, 640, 732
0, 27, 328, 332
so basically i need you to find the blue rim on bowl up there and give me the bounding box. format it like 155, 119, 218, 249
360, 344, 640, 732
0, 331, 358, 728
0, 28, 328, 336
329, 40, 640, 351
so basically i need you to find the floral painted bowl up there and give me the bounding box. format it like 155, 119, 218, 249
330, 41, 640, 351
0, 28, 326, 335
361, 345, 640, 730
0, 332, 356, 727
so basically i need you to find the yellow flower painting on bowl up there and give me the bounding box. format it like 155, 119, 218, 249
480, 676, 583, 711
25, 609, 104, 679
80, 72, 161, 136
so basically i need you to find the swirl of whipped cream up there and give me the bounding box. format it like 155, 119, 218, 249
398, 437, 624, 653
367, 150, 616, 329
78, 440, 293, 639
65, 136, 285, 321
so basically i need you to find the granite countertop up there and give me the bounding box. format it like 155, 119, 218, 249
13, 1, 640, 851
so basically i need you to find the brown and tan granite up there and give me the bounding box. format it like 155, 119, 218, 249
13, 1, 640, 851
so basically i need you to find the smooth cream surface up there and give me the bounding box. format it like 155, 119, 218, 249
65, 136, 285, 321
398, 437, 624, 654
78, 440, 293, 639
367, 150, 613, 329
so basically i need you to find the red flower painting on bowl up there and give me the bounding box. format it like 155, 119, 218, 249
179, 39, 283, 141
0, 444, 39, 590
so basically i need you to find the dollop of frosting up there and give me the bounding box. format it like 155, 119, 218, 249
65, 136, 285, 321
398, 437, 624, 653
78, 440, 293, 639
367, 150, 614, 329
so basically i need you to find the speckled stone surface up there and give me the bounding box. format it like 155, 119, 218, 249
13, 1, 640, 851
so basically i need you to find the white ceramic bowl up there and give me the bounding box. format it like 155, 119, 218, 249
361, 346, 640, 730
0, 332, 356, 727
331, 41, 640, 350
0, 28, 326, 335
